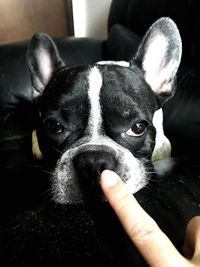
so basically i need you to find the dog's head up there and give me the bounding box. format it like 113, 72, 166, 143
27, 17, 182, 204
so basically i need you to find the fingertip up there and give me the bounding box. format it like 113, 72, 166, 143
188, 216, 200, 226
101, 170, 120, 188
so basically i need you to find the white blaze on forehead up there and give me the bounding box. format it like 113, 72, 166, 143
87, 66, 103, 140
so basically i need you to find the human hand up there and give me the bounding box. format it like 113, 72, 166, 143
100, 170, 200, 267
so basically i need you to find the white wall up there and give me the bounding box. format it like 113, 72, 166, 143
72, 0, 112, 39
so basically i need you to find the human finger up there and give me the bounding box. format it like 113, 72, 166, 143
183, 216, 200, 264
100, 170, 190, 267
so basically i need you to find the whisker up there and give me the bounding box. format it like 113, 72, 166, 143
41, 169, 54, 175
146, 171, 156, 175
41, 188, 53, 198
52, 146, 63, 155
138, 155, 152, 165
11, 206, 47, 230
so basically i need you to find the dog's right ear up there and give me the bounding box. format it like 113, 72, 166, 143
131, 17, 182, 106
27, 33, 64, 98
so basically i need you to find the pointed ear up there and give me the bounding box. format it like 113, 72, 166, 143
131, 17, 182, 105
27, 33, 64, 98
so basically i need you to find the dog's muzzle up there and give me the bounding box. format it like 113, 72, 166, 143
52, 139, 147, 204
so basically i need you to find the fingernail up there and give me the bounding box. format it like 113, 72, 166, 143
102, 170, 119, 187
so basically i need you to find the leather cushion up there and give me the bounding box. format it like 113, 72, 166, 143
108, 0, 200, 69
105, 23, 140, 61
0, 37, 104, 111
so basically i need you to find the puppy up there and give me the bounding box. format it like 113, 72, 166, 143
28, 17, 182, 204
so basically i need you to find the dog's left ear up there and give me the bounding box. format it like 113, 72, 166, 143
131, 17, 182, 105
27, 33, 64, 98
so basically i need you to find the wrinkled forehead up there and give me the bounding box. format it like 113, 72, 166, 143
41, 62, 155, 117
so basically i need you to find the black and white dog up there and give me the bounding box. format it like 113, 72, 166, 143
28, 17, 182, 205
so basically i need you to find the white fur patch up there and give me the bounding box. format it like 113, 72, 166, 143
53, 136, 147, 204
152, 108, 171, 161
97, 60, 130, 67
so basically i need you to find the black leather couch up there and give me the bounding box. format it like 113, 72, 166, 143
0, 0, 200, 266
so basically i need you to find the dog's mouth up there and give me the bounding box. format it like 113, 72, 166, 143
77, 172, 106, 203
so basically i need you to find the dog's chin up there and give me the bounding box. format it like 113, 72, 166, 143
76, 171, 107, 205
86, 186, 107, 205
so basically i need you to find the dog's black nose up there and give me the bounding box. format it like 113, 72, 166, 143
73, 150, 117, 184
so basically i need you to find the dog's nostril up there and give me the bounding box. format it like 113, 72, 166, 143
73, 150, 117, 180
97, 161, 107, 175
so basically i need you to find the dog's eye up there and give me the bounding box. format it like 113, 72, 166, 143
44, 119, 64, 134
126, 121, 147, 137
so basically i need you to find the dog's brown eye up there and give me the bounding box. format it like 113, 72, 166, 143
126, 122, 147, 137
44, 119, 64, 134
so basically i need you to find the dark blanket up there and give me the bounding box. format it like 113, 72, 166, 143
0, 158, 200, 267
